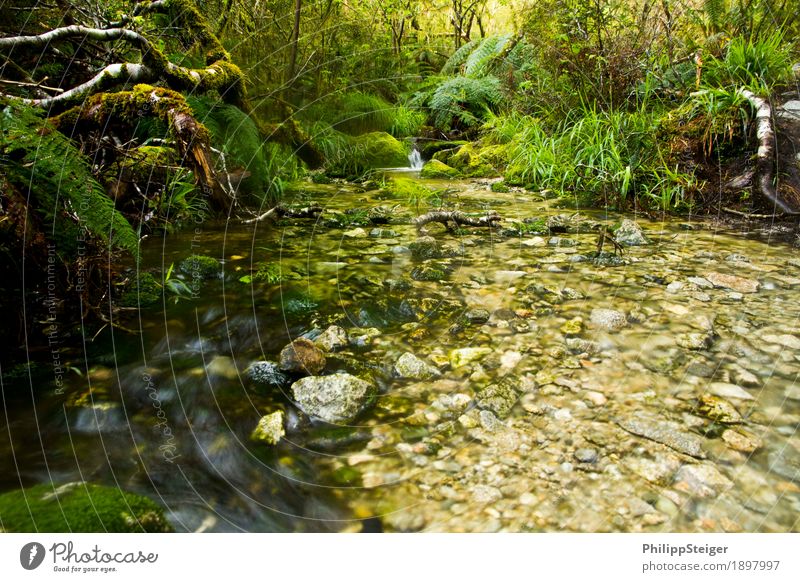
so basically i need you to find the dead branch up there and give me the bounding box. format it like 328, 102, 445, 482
243, 205, 323, 224
413, 210, 501, 232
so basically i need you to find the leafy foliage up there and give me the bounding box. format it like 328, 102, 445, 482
703, 32, 794, 93
426, 76, 504, 131
0, 102, 139, 255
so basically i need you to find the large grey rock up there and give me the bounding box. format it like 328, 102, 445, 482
408, 236, 441, 260
704, 272, 759, 293
617, 417, 706, 459
614, 219, 649, 246
291, 373, 377, 423
394, 352, 441, 380
476, 378, 517, 418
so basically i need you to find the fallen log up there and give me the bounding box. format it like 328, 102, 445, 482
413, 210, 502, 233
243, 205, 323, 224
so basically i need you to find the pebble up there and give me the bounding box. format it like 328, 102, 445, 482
574, 448, 599, 463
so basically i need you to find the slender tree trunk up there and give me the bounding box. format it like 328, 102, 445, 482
287, 0, 302, 85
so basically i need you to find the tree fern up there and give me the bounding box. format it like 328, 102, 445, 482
0, 102, 139, 255
463, 34, 512, 78
442, 38, 482, 75
429, 76, 503, 130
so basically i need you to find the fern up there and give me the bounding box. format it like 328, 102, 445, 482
0, 102, 139, 255
442, 38, 482, 74
463, 34, 512, 78
429, 76, 504, 130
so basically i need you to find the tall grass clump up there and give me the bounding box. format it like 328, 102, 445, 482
702, 32, 794, 93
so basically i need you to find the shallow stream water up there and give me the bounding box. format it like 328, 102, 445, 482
2, 175, 799, 532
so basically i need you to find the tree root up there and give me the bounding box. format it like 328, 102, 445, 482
243, 205, 323, 224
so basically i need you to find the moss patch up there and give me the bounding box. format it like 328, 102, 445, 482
0, 482, 173, 532
179, 254, 220, 279
118, 272, 161, 307
420, 159, 461, 179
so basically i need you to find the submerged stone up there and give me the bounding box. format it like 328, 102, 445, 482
394, 352, 441, 379
315, 325, 349, 352
246, 361, 290, 388
704, 272, 759, 293
617, 417, 706, 459
590, 308, 628, 331
450, 347, 493, 368
614, 219, 649, 246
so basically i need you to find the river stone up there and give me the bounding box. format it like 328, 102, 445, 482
246, 361, 290, 387
722, 429, 762, 453
250, 411, 285, 445
279, 338, 326, 375
674, 464, 733, 497
617, 417, 706, 459
394, 352, 441, 379
687, 276, 713, 288
465, 308, 490, 323
342, 227, 367, 238
761, 333, 800, 350
707, 382, 754, 401
676, 332, 713, 350
205, 355, 238, 379
315, 325, 349, 352
476, 378, 517, 418
565, 338, 600, 355
494, 270, 527, 284
450, 347, 492, 368
472, 485, 503, 503
590, 308, 628, 330
697, 394, 743, 423
614, 219, 649, 246
560, 317, 583, 335
704, 272, 759, 293
408, 236, 441, 260
291, 373, 377, 423
574, 448, 599, 463
521, 236, 546, 247
767, 444, 800, 482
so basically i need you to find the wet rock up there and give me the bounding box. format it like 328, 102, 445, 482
614, 219, 649, 246
369, 228, 398, 238
625, 453, 682, 484
250, 411, 285, 445
731, 366, 759, 387
721, 428, 762, 453
674, 464, 733, 497
666, 281, 684, 294
767, 444, 800, 482
697, 394, 743, 424
494, 270, 528, 284
707, 382, 754, 401
394, 352, 441, 380
450, 347, 492, 368
465, 308, 490, 324
472, 485, 503, 503
291, 373, 377, 423
279, 338, 326, 375
785, 386, 800, 401
590, 308, 628, 331
574, 448, 599, 464
592, 252, 626, 267
476, 378, 517, 418
408, 236, 441, 260
704, 272, 759, 293
761, 333, 800, 350
677, 332, 713, 350
617, 417, 706, 459
521, 237, 546, 247
205, 355, 238, 379
342, 227, 367, 238
315, 325, 349, 352
687, 276, 713, 288
560, 317, 583, 336
348, 327, 381, 347
548, 236, 578, 247
383, 278, 412, 293
565, 338, 601, 355
246, 361, 290, 387
479, 409, 503, 431
411, 263, 448, 281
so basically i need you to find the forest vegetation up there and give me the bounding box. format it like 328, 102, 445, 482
0, 0, 798, 360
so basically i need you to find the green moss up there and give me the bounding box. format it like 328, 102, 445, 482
117, 146, 177, 183
179, 254, 220, 279
119, 272, 161, 307
327, 132, 409, 176
446, 142, 507, 177
0, 482, 173, 532
420, 159, 461, 179
491, 180, 510, 193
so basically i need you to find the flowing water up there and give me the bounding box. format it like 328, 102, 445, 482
2, 176, 799, 532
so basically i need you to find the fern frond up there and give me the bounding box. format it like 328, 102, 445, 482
464, 34, 511, 78
442, 38, 482, 75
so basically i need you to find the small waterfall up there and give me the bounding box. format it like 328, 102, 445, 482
407, 148, 423, 170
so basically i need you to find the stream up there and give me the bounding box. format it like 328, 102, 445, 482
2, 174, 799, 532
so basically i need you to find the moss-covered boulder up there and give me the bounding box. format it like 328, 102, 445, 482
179, 254, 221, 279
0, 482, 173, 532
118, 272, 161, 307
329, 132, 409, 175
418, 140, 468, 159
446, 142, 507, 177
420, 159, 461, 179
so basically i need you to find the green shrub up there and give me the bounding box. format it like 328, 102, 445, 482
703, 32, 794, 93
179, 254, 221, 279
